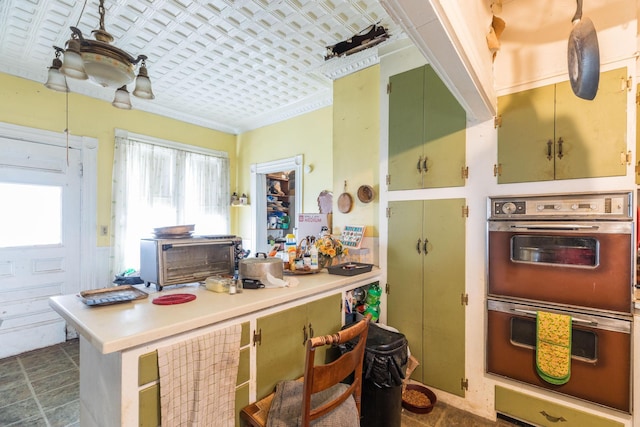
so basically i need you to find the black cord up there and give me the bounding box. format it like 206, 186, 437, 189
76, 0, 88, 27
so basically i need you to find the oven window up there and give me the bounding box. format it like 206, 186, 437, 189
511, 235, 598, 267
510, 317, 597, 362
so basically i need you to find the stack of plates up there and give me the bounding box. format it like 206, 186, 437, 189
153, 224, 195, 239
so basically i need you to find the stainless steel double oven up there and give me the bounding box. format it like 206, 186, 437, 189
486, 191, 633, 413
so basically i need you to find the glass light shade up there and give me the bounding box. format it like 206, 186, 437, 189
112, 86, 132, 110
44, 59, 69, 92
60, 40, 88, 80
133, 69, 154, 99
82, 51, 135, 88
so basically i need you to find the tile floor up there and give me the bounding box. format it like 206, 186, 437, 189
0, 339, 79, 427
0, 339, 519, 427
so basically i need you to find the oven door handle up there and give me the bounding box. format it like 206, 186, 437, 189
513, 308, 597, 326
509, 224, 600, 231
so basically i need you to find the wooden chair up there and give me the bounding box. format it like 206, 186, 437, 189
240, 314, 371, 427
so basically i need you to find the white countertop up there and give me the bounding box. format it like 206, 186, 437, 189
49, 269, 380, 354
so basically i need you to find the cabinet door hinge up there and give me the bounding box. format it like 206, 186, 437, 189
461, 378, 469, 391
461, 166, 469, 179
79, 162, 84, 177
494, 115, 502, 128
461, 293, 469, 306
385, 283, 390, 294
386, 174, 391, 186
253, 329, 262, 346
387, 82, 392, 94
386, 207, 392, 218
636, 161, 640, 176
461, 206, 469, 218
622, 150, 632, 166
623, 76, 632, 92
493, 163, 502, 177
636, 88, 640, 105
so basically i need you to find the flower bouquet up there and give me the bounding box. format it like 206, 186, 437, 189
315, 234, 348, 268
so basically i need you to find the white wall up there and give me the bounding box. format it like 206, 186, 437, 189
494, 0, 637, 92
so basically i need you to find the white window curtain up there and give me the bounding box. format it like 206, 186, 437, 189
111, 132, 230, 276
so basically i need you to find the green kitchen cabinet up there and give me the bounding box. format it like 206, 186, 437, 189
388, 65, 467, 190
495, 386, 624, 427
497, 67, 628, 183
255, 293, 342, 400
386, 199, 466, 397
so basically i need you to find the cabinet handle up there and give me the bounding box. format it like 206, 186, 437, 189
422, 157, 428, 173
416, 238, 422, 254
423, 238, 429, 255
546, 139, 553, 160
308, 323, 314, 339
557, 137, 564, 159
539, 410, 567, 423
416, 156, 423, 173
302, 325, 307, 346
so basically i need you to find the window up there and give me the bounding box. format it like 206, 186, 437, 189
111, 132, 230, 275
0, 183, 62, 247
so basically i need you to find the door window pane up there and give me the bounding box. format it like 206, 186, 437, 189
0, 183, 62, 247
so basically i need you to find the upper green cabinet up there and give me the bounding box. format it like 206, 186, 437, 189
388, 65, 467, 190
496, 67, 628, 183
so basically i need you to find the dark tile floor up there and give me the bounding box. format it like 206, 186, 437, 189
402, 399, 518, 427
0, 339, 79, 427
0, 339, 516, 427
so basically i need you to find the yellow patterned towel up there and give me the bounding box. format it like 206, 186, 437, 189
536, 311, 572, 385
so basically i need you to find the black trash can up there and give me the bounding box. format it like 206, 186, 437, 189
359, 322, 408, 427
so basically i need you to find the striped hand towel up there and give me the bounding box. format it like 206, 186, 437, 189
157, 324, 242, 427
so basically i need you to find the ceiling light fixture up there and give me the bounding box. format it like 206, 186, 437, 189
44, 0, 154, 109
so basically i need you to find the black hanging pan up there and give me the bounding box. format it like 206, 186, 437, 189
567, 0, 600, 100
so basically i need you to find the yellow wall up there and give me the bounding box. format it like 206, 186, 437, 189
1, 69, 380, 247
332, 65, 380, 237
0, 73, 236, 246
234, 107, 334, 239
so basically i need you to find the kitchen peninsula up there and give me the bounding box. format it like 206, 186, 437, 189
49, 269, 379, 427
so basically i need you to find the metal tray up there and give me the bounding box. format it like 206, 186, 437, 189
80, 285, 149, 307
283, 269, 321, 275
327, 262, 373, 276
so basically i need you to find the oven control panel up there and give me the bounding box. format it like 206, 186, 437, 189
489, 192, 632, 219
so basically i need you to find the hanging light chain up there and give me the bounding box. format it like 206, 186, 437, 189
98, 0, 106, 31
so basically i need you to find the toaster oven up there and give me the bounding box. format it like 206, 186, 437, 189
140, 235, 243, 290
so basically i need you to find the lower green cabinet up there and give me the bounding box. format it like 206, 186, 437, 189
255, 293, 342, 400
495, 386, 623, 427
387, 198, 466, 397
139, 384, 160, 427
235, 383, 249, 427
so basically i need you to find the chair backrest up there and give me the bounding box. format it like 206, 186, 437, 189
300, 314, 371, 426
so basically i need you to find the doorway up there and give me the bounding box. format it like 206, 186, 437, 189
0, 123, 97, 357
250, 155, 303, 255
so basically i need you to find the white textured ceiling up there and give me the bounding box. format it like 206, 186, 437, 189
0, 0, 405, 134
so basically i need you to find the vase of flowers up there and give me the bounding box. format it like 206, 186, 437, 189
315, 234, 347, 269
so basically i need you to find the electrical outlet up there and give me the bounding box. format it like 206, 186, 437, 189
100, 225, 108, 236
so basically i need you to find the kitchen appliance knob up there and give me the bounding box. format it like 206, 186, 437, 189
554, 204, 561, 210
571, 203, 578, 210
502, 202, 517, 214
